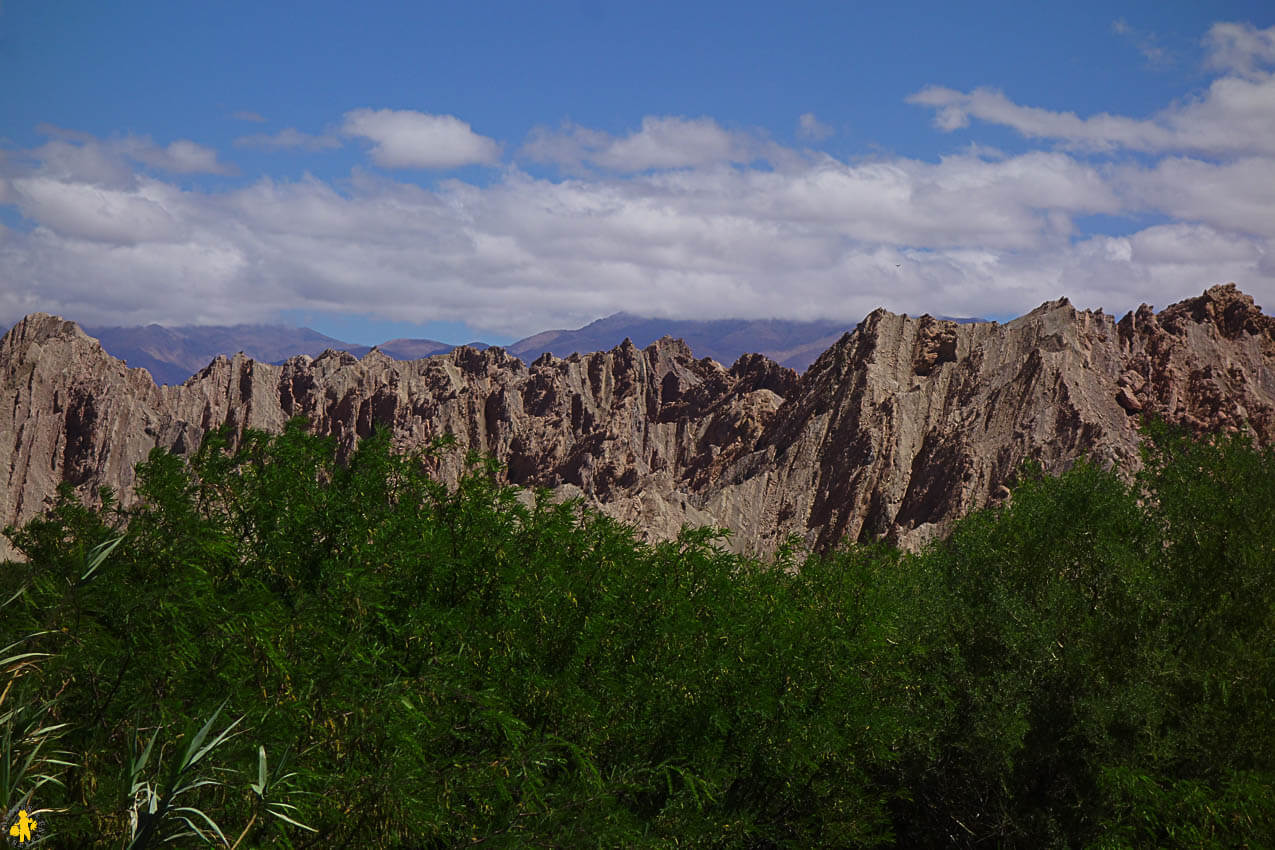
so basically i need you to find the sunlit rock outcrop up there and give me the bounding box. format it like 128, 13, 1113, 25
2, 284, 1272, 560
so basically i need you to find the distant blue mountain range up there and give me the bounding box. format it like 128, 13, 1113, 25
83, 311, 984, 386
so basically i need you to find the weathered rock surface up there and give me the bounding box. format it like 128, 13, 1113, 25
2, 284, 1273, 560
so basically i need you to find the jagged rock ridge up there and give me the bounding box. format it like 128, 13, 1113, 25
2, 284, 1273, 560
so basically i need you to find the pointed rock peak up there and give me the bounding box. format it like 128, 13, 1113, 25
1179, 282, 1249, 311
847, 308, 899, 343
452, 342, 516, 375
1117, 301, 1160, 332
861, 306, 897, 324
728, 352, 799, 396
1204, 281, 1249, 302
916, 313, 959, 327
729, 351, 771, 374
313, 348, 359, 368
643, 336, 693, 359
227, 351, 259, 370
1003, 297, 1079, 334
475, 345, 525, 371
1153, 283, 1273, 343
191, 354, 232, 380
1026, 296, 1074, 316
2, 312, 96, 347
453, 342, 507, 357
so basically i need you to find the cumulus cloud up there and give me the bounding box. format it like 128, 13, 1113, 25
522, 116, 773, 172
1203, 21, 1275, 78
8, 176, 186, 244
2, 25, 1273, 336
908, 74, 1275, 156
27, 138, 138, 187
235, 128, 342, 151
796, 112, 834, 141
125, 138, 237, 175
1118, 155, 1275, 238
26, 126, 237, 178
1, 130, 1266, 334
1126, 223, 1259, 266
341, 109, 501, 169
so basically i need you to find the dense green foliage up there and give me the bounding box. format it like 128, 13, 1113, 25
2, 418, 1272, 847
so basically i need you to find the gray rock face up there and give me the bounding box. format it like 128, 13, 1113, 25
2, 284, 1273, 560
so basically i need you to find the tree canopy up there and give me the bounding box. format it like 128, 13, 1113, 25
2, 418, 1272, 847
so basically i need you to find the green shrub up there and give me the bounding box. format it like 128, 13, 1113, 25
0, 417, 1270, 847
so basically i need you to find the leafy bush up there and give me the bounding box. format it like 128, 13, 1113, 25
0, 417, 1270, 847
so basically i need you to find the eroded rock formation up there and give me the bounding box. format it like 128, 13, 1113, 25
2, 284, 1273, 560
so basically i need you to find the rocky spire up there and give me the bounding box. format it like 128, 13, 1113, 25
2, 285, 1272, 560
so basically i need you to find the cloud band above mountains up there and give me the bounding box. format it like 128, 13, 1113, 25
1, 22, 1272, 336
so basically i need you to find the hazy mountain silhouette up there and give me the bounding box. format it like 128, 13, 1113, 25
507, 312, 984, 371
84, 312, 982, 385
83, 324, 473, 385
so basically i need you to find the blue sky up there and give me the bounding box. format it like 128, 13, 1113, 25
2, 1, 1273, 345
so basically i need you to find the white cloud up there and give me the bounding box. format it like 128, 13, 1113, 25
519, 123, 611, 173
27, 127, 236, 177
341, 109, 501, 169
797, 112, 834, 141
231, 110, 267, 123
28, 139, 137, 187
235, 128, 342, 151
32, 123, 96, 143
2, 129, 1266, 335
1203, 21, 1275, 79
1118, 156, 1275, 238
124, 138, 237, 175
1127, 223, 1260, 265
601, 117, 745, 170
908, 73, 1275, 156
9, 176, 186, 244
2, 27, 1274, 338
522, 116, 772, 172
